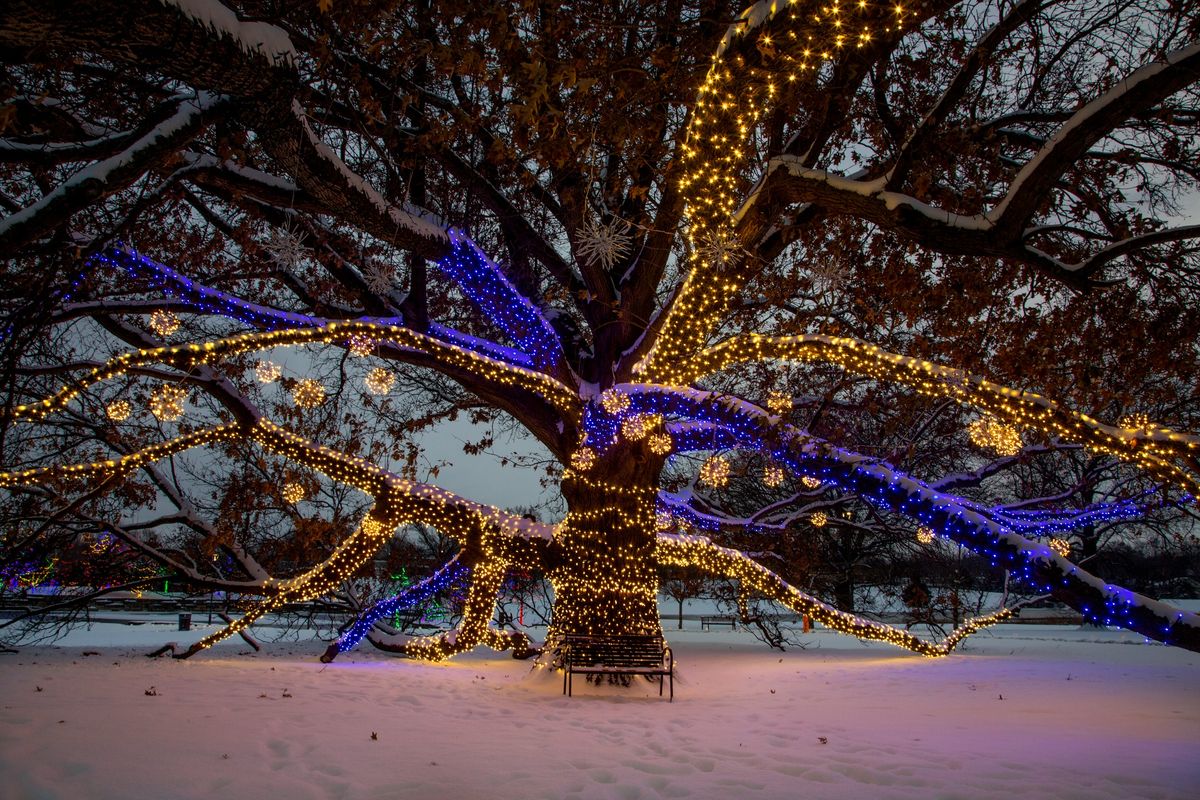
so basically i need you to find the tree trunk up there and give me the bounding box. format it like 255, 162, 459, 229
833, 575, 855, 612
545, 446, 663, 645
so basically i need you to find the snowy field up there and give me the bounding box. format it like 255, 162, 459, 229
2, 619, 1198, 800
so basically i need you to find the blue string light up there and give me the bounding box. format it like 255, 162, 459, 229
336, 561, 469, 653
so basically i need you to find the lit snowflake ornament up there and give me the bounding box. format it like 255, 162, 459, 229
263, 225, 309, 269
363, 260, 395, 295
696, 228, 741, 270
809, 260, 846, 290
576, 216, 633, 270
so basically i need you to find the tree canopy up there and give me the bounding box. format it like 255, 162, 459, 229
2, 0, 1198, 658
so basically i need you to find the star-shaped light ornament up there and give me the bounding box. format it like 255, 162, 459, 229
576, 216, 633, 270
263, 225, 310, 269
696, 228, 741, 271
363, 260, 395, 295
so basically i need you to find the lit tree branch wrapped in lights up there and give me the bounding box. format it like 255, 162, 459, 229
2, 0, 1200, 661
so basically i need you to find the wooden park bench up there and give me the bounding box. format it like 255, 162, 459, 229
561, 633, 674, 701
700, 615, 738, 631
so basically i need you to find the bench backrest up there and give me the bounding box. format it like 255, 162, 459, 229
564, 634, 666, 668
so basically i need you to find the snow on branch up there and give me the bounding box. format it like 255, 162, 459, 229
613, 384, 1200, 650
671, 333, 1200, 495
438, 230, 567, 373
0, 92, 228, 251
158, 0, 295, 64
90, 247, 538, 369
989, 40, 1200, 234
885, 0, 1046, 191
657, 533, 1014, 656
289, 99, 447, 246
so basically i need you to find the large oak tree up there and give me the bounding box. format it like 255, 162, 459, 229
2, 0, 1198, 659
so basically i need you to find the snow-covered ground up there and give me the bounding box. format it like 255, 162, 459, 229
1, 619, 1197, 800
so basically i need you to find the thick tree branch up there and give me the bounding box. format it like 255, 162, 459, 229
0, 92, 229, 252
989, 40, 1200, 236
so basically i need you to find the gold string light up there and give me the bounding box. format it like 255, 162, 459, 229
656, 534, 1012, 658
9, 320, 582, 425
1048, 537, 1071, 557
292, 378, 326, 408
105, 399, 131, 422
968, 417, 1023, 457
5, 4, 1194, 665
255, 360, 282, 383
648, 432, 673, 455
546, 471, 662, 644
364, 367, 395, 395
699, 455, 730, 488
149, 309, 180, 337
653, 334, 1200, 493
148, 385, 186, 421
282, 482, 306, 504
636, 3, 916, 381
763, 463, 785, 488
